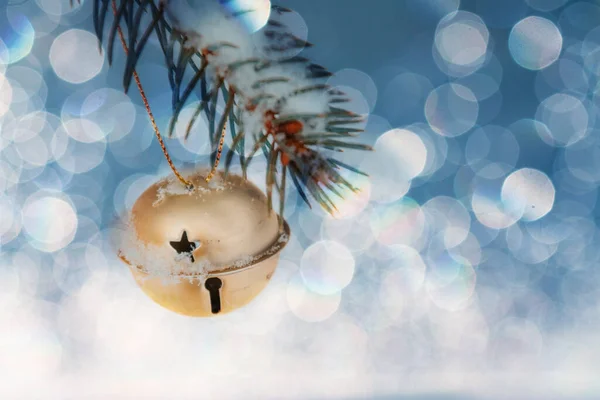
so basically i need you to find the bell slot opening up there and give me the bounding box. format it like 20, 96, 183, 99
205, 277, 223, 314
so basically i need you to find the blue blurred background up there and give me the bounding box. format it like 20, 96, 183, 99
2, 0, 600, 398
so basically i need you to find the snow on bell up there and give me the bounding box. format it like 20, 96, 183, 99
116, 168, 290, 317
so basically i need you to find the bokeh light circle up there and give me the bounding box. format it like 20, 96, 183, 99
22, 192, 78, 253
426, 255, 476, 311
300, 240, 356, 295
370, 197, 426, 248
327, 69, 378, 112
219, 0, 271, 32
286, 273, 341, 323
435, 11, 489, 68
362, 128, 427, 202
384, 245, 427, 295
254, 8, 308, 61
471, 174, 524, 229
422, 196, 471, 248
49, 29, 104, 84
1, 12, 35, 64
68, 87, 137, 143
425, 83, 479, 137
509, 17, 563, 71
535, 93, 588, 147
505, 223, 557, 264
54, 119, 107, 174
501, 168, 555, 222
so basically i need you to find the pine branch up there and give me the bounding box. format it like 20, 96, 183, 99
90, 0, 372, 215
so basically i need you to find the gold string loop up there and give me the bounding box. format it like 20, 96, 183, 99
111, 0, 193, 189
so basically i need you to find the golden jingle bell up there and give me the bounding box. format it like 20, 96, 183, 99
116, 169, 290, 317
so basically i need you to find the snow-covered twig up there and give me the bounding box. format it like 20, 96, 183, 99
93, 0, 371, 215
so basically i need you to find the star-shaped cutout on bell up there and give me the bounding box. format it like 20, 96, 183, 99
169, 231, 200, 262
